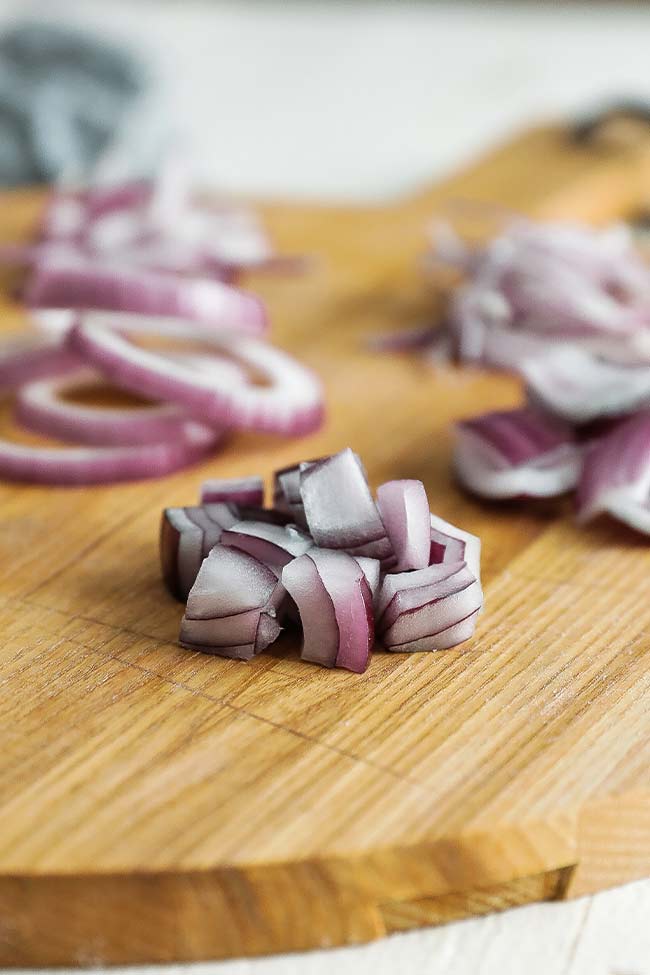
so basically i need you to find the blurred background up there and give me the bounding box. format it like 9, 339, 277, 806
3, 0, 650, 201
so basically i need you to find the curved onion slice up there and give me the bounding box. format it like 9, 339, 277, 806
377, 479, 430, 570
299, 449, 394, 564
577, 410, 650, 533
0, 333, 80, 388
523, 347, 650, 424
68, 315, 324, 435
282, 547, 374, 672
200, 476, 264, 506
282, 553, 338, 667
0, 422, 219, 486
380, 563, 482, 653
429, 512, 481, 587
160, 503, 240, 600
454, 407, 581, 499
26, 258, 267, 334
14, 367, 209, 447
180, 546, 284, 659
221, 521, 313, 573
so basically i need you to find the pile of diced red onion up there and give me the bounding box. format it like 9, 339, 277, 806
0, 162, 323, 485
381, 218, 650, 536
160, 448, 483, 672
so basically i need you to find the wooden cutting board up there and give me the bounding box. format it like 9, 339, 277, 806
2, 121, 650, 968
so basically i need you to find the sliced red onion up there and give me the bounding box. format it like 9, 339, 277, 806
14, 367, 212, 447
454, 407, 581, 499
221, 520, 313, 572
376, 479, 430, 570
576, 410, 650, 533
180, 545, 283, 659
68, 316, 324, 435
25, 258, 267, 334
0, 333, 80, 388
0, 422, 218, 486
200, 476, 264, 507
424, 219, 650, 374
522, 347, 650, 424
429, 512, 481, 587
380, 562, 482, 653
299, 449, 394, 564
282, 547, 374, 672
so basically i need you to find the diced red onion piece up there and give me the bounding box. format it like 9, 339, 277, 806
25, 258, 267, 334
180, 612, 282, 660
273, 459, 323, 527
200, 475, 264, 506
0, 421, 218, 486
0, 333, 80, 388
68, 316, 324, 435
282, 554, 338, 667
523, 347, 650, 424
299, 448, 393, 563
185, 544, 278, 619
454, 407, 581, 499
283, 547, 374, 672
160, 507, 205, 601
221, 520, 313, 572
381, 563, 482, 652
376, 479, 430, 570
429, 512, 481, 587
14, 367, 215, 447
576, 409, 650, 533
160, 503, 246, 601
180, 546, 284, 659
376, 560, 467, 630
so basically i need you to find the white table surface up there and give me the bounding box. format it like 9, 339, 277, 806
5, 1, 650, 972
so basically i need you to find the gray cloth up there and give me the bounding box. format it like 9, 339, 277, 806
0, 22, 146, 185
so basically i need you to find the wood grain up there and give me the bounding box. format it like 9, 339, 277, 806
2, 123, 650, 966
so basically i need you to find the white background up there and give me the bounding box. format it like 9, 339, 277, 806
4, 1, 650, 972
